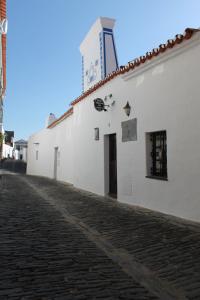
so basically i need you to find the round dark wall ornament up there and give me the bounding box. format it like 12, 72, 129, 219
94, 98, 106, 112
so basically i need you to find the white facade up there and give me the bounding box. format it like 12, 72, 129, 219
0, 1, 7, 160
27, 22, 200, 222
14, 139, 28, 162
2, 142, 13, 158
1, 128, 14, 158
0, 38, 3, 133
0, 29, 3, 158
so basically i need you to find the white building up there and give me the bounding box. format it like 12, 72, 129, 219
14, 139, 28, 162
2, 142, 13, 158
0, 0, 7, 159
2, 129, 14, 158
27, 17, 200, 222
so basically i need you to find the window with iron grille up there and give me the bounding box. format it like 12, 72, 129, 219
146, 130, 168, 180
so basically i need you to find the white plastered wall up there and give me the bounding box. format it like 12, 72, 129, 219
2, 143, 13, 158
27, 34, 200, 222
72, 35, 200, 222
27, 128, 55, 178
27, 114, 74, 184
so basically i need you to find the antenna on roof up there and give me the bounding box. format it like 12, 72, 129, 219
0, 19, 8, 35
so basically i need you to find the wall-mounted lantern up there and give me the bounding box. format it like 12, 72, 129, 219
123, 101, 131, 116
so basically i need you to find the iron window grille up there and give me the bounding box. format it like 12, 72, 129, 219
147, 131, 167, 179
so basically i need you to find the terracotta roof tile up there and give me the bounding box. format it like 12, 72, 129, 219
71, 28, 199, 106
47, 107, 73, 128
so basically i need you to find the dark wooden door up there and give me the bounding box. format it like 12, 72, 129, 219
109, 134, 117, 197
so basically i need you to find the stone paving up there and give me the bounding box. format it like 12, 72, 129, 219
0, 173, 200, 299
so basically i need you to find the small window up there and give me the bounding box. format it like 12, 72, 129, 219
36, 150, 39, 160
94, 128, 99, 140
146, 130, 167, 180
95, 59, 98, 66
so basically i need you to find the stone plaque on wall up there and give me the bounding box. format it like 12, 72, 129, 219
121, 118, 137, 142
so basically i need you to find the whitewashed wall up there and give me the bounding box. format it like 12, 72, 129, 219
27, 34, 200, 222
27, 114, 74, 184
121, 37, 200, 222
2, 143, 13, 158
27, 128, 54, 178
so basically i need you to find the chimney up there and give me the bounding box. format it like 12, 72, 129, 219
80, 17, 118, 93
46, 113, 56, 127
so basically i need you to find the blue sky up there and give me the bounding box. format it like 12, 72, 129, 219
4, 0, 200, 140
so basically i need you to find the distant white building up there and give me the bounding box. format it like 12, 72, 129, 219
2, 129, 14, 158
27, 17, 200, 222
2, 143, 13, 158
14, 139, 28, 162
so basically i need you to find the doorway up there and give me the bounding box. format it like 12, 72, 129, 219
54, 147, 58, 180
109, 134, 117, 197
105, 133, 117, 198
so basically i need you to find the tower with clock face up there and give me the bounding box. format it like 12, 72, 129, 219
80, 17, 118, 93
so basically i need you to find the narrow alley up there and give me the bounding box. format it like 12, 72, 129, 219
0, 172, 200, 300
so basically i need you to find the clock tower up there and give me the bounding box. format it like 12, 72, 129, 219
80, 17, 118, 93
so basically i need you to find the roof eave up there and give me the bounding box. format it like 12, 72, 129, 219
71, 28, 199, 107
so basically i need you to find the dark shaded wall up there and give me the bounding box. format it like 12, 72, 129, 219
0, 159, 27, 173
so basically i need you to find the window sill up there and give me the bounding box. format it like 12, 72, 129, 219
146, 176, 168, 181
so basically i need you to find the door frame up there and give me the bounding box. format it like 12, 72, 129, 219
104, 133, 118, 198
54, 147, 58, 180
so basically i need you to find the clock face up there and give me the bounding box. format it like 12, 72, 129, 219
86, 61, 98, 85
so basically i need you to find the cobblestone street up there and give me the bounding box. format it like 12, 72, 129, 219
0, 172, 200, 299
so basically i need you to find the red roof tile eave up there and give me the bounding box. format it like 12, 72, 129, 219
47, 107, 73, 129
2, 35, 6, 93
71, 28, 199, 107
0, 0, 6, 19
48, 27, 199, 130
